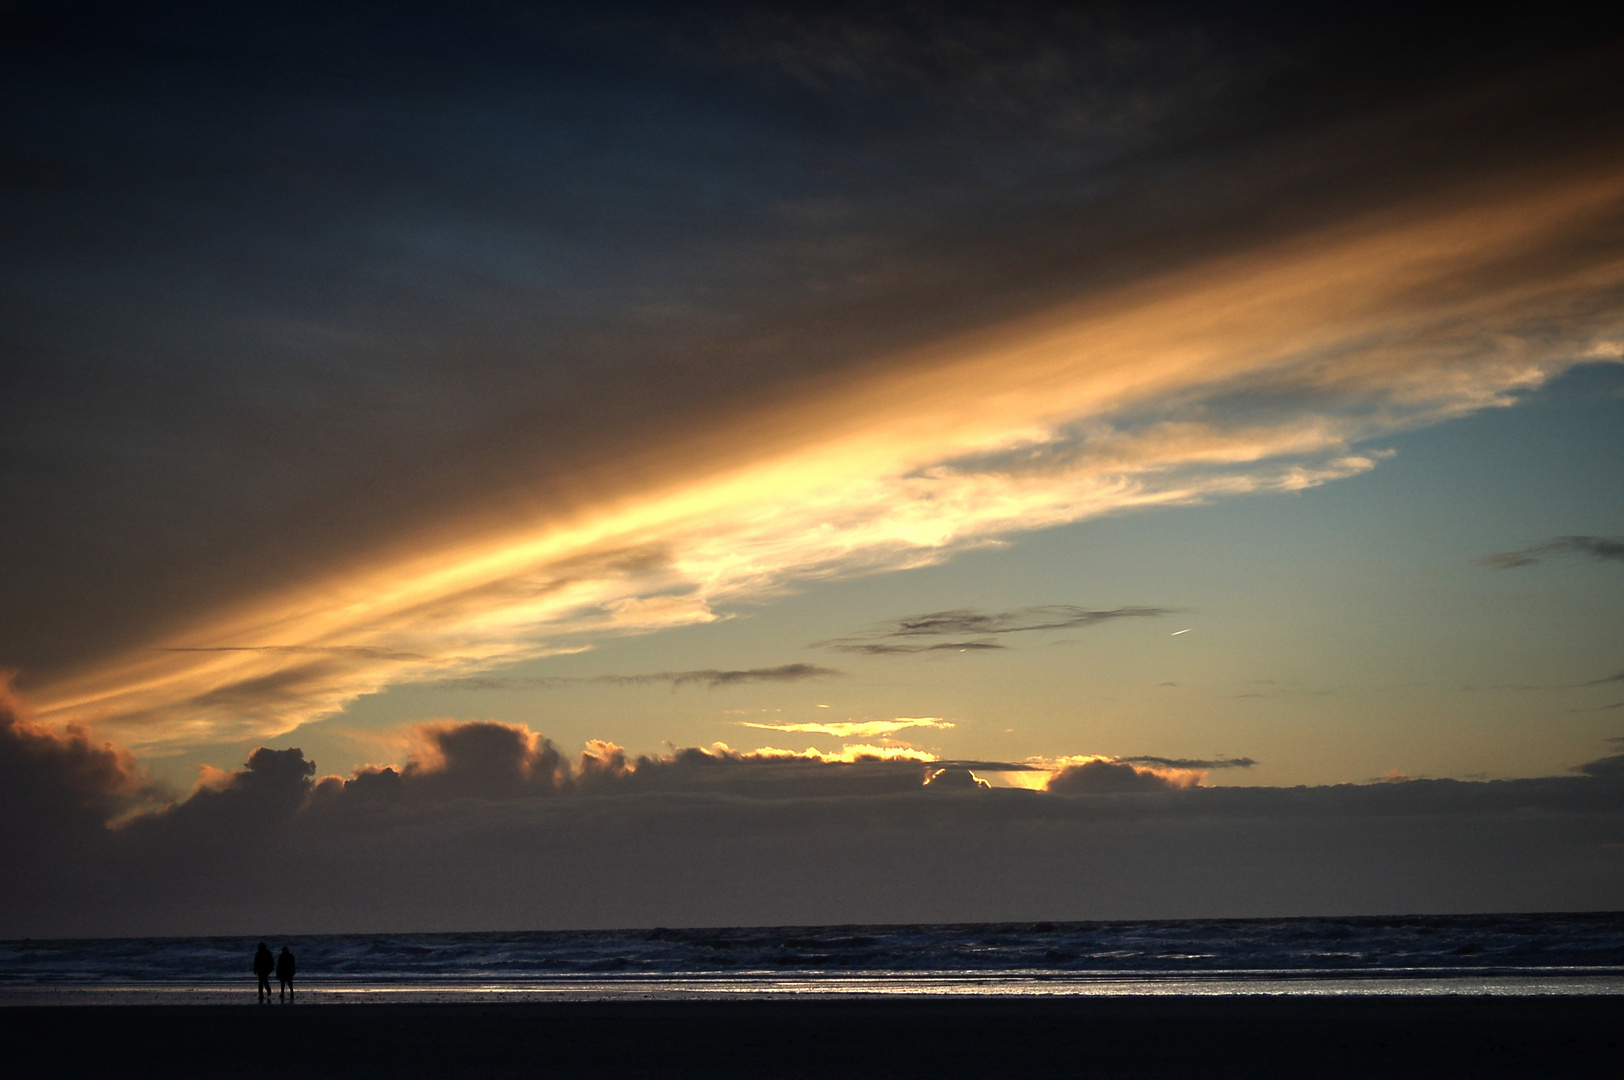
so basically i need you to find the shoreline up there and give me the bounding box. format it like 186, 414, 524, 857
3, 966, 1624, 1005
5, 996, 1621, 1078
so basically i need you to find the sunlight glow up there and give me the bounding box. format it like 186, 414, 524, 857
31, 164, 1624, 749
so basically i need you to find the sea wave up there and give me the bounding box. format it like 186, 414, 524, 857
3, 913, 1621, 988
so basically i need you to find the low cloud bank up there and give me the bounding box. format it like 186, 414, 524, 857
326, 722, 943, 804
3, 712, 1622, 938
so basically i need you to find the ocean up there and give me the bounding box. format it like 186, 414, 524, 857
3, 912, 1622, 1003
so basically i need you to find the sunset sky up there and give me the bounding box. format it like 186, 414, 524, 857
3, 2, 1623, 935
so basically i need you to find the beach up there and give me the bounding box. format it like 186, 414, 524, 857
5, 996, 1620, 1078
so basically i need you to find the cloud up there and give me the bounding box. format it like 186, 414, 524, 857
1583, 671, 1624, 686
7, 715, 1624, 937
398, 722, 571, 799
820, 606, 1173, 653
924, 767, 991, 790
1040, 753, 1252, 792
320, 728, 950, 806
830, 641, 1009, 655
739, 717, 953, 738
0, 674, 149, 859
1573, 751, 1624, 779
442, 664, 843, 692
157, 747, 319, 841
1477, 535, 1624, 570
1119, 756, 1257, 770
601, 665, 843, 689
161, 645, 435, 662
664, 5, 1239, 133
14, 16, 1624, 751
34, 158, 1624, 746
1046, 759, 1200, 794
878, 607, 1175, 638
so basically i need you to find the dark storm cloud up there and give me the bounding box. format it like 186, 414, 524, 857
1477, 535, 1624, 569
440, 663, 842, 691
819, 606, 1172, 653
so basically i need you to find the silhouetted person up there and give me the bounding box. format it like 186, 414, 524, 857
276, 946, 297, 1003
254, 943, 274, 1003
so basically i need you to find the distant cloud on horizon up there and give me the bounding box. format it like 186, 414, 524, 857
6, 691, 1621, 938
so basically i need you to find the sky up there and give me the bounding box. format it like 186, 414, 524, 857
3, 1, 1623, 936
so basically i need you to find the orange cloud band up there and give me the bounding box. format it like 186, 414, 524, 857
31, 162, 1624, 749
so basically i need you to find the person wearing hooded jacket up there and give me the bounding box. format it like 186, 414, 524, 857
253, 943, 274, 1003
276, 946, 297, 1003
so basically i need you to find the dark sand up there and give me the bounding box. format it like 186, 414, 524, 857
5, 996, 1619, 1078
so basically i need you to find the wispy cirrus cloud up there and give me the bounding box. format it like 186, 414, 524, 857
826, 641, 1010, 656
441, 664, 842, 692
1118, 755, 1257, 770
875, 607, 1174, 637
1477, 535, 1624, 570
162, 645, 437, 662
818, 606, 1173, 654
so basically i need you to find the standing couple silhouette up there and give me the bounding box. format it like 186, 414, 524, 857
253, 942, 297, 1003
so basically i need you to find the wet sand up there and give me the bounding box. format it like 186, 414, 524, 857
4, 996, 1620, 1078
